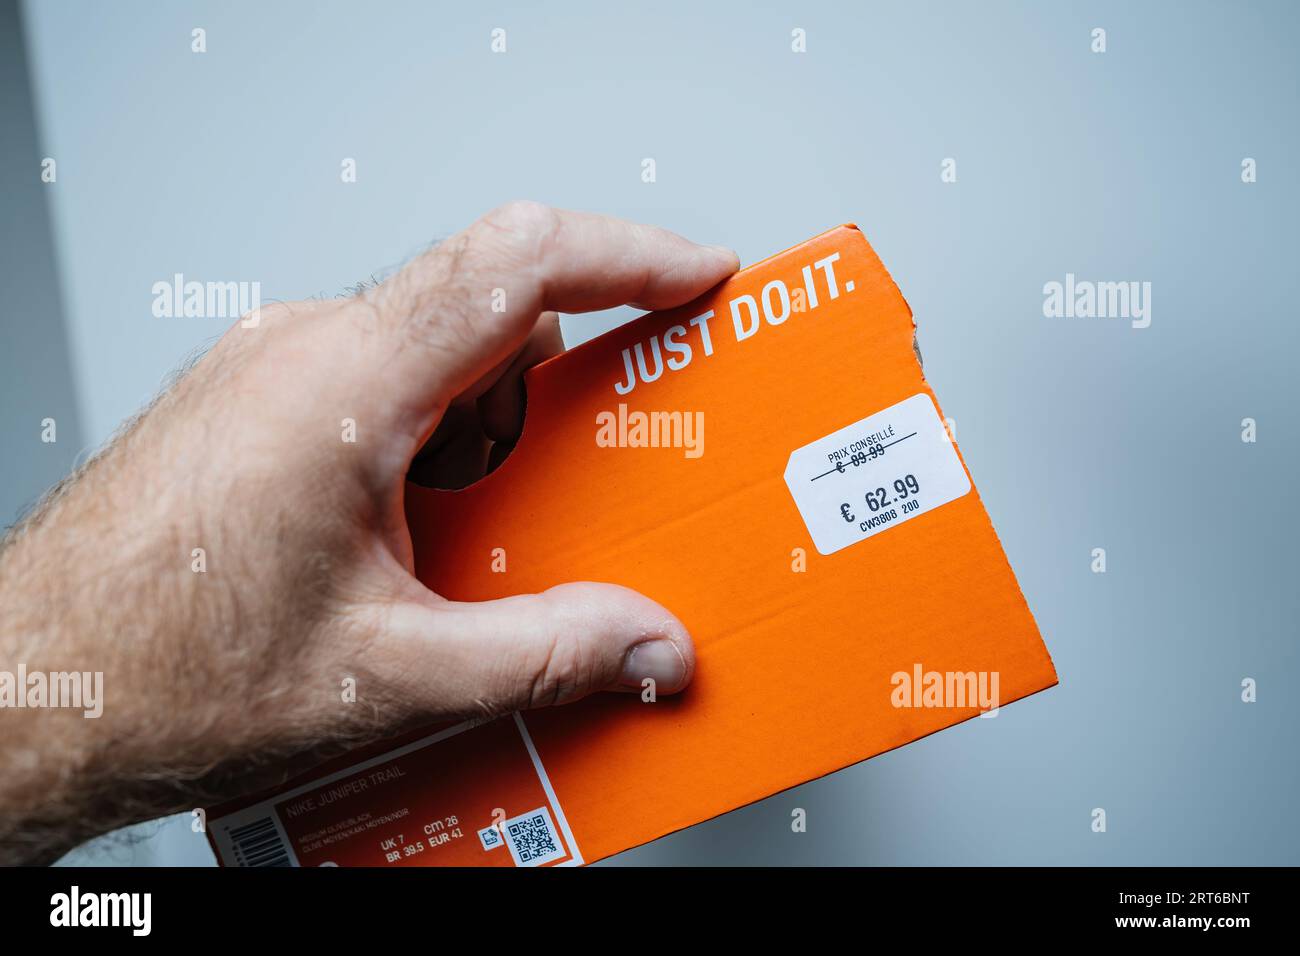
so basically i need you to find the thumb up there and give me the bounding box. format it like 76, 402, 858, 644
378, 582, 696, 715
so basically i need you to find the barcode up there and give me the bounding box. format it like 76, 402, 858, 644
228, 816, 291, 867
503, 807, 566, 867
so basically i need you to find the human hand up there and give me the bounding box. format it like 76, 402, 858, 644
0, 201, 738, 864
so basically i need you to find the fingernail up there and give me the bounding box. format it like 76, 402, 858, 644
707, 244, 739, 262
621, 640, 687, 691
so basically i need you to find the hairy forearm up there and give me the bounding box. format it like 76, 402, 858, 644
0, 395, 409, 864
0, 417, 192, 862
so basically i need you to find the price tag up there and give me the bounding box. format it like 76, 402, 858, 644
783, 393, 971, 555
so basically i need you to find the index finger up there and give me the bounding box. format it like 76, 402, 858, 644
366, 201, 738, 441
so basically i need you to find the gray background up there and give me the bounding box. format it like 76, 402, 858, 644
2, 0, 1295, 865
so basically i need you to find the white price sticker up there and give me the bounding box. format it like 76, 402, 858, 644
783, 393, 971, 555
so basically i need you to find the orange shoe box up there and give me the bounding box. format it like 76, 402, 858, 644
206, 225, 1057, 867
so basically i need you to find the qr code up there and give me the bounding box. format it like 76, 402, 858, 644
501, 807, 566, 867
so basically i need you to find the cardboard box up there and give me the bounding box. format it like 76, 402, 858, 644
206, 225, 1057, 867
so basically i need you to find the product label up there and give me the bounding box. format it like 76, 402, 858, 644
208, 714, 581, 867
783, 393, 971, 555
